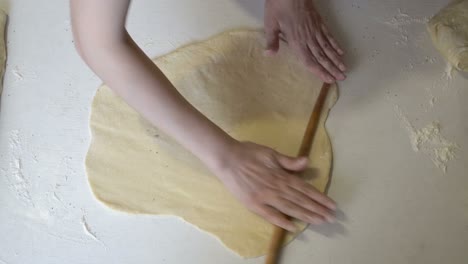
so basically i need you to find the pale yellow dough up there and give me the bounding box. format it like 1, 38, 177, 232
428, 0, 468, 71
86, 29, 338, 258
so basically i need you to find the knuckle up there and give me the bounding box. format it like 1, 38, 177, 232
275, 180, 288, 191
299, 47, 310, 58
288, 194, 304, 205
305, 58, 318, 68
247, 189, 269, 204
289, 36, 300, 45
244, 195, 260, 208
306, 186, 318, 195
278, 179, 291, 194
260, 147, 276, 158
310, 204, 326, 215
253, 188, 275, 201
284, 175, 299, 185
317, 52, 327, 62
293, 175, 308, 186
274, 219, 289, 229
319, 70, 333, 79
267, 148, 277, 156
304, 187, 319, 198
268, 214, 282, 223
322, 60, 333, 68
293, 210, 309, 221
330, 55, 340, 64
309, 217, 322, 224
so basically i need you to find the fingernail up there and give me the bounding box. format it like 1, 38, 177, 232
316, 219, 325, 225
339, 64, 346, 71
264, 49, 275, 56
338, 73, 346, 80
326, 215, 336, 223
310, 217, 324, 225
338, 49, 345, 55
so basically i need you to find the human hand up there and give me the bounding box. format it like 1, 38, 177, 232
264, 0, 346, 83
212, 141, 336, 231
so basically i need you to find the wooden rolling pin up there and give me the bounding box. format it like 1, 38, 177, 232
265, 82, 331, 264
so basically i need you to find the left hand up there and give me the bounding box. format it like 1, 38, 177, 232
264, 0, 346, 83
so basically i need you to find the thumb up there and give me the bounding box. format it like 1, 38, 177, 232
264, 24, 280, 56
276, 154, 309, 172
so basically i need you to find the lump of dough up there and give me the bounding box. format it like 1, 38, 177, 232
428, 0, 468, 71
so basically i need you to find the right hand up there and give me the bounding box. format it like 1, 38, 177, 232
212, 141, 337, 232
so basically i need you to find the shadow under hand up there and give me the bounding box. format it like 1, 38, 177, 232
300, 167, 320, 182
297, 163, 349, 239
307, 220, 347, 238
296, 208, 348, 243
297, 167, 349, 239
309, 208, 347, 235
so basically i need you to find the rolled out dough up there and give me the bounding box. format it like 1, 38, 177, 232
86, 29, 338, 258
428, 0, 468, 71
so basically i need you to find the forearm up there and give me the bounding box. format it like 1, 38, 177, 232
71, 0, 235, 170
92, 38, 233, 167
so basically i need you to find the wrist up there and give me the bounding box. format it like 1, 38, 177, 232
200, 134, 239, 174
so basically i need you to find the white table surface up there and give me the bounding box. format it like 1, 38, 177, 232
1, 0, 467, 263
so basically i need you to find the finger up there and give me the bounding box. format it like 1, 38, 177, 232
256, 204, 297, 232
268, 195, 325, 225
316, 31, 346, 72
279, 32, 287, 43
276, 154, 308, 172
291, 42, 334, 83
264, 27, 280, 56
321, 24, 344, 55
264, 6, 280, 56
308, 40, 346, 81
287, 176, 337, 211
281, 180, 336, 222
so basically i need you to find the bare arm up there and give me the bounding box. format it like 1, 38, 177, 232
71, 0, 337, 230
71, 0, 234, 170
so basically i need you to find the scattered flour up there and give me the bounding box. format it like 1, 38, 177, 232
422, 62, 453, 112
385, 9, 429, 27
429, 96, 437, 108
10, 66, 38, 81
368, 49, 381, 62
5, 130, 34, 206
3, 130, 53, 222
444, 62, 454, 80
12, 66, 24, 81
81, 215, 106, 248
383, 9, 429, 46
393, 105, 458, 173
